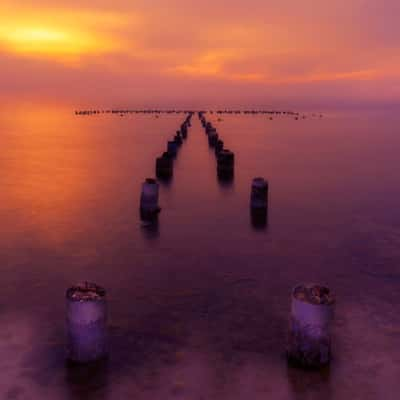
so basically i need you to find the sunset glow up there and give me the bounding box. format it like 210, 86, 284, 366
0, 0, 399, 107
1, 26, 97, 57
0, 6, 127, 63
1, 1, 400, 399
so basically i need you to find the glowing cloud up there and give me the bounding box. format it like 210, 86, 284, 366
2, 27, 95, 57
0, 6, 130, 63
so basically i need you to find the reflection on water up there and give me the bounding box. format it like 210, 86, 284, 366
250, 207, 268, 231
0, 105, 92, 247
65, 361, 109, 400
286, 364, 332, 398
140, 220, 160, 242
157, 176, 173, 189
0, 103, 399, 399
217, 172, 235, 189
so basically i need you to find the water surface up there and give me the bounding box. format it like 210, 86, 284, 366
0, 104, 399, 399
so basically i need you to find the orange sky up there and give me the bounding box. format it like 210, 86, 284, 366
0, 0, 399, 109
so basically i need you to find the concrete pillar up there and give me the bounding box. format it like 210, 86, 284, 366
140, 178, 161, 220
217, 149, 234, 179
66, 282, 108, 363
287, 284, 335, 368
156, 152, 173, 179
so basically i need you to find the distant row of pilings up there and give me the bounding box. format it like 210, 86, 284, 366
139, 113, 194, 222
74, 109, 324, 122
75, 109, 195, 115
74, 109, 323, 118
66, 281, 335, 368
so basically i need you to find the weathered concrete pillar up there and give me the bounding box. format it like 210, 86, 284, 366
140, 178, 161, 220
156, 152, 173, 179
250, 177, 268, 209
208, 131, 219, 147
215, 139, 224, 155
217, 149, 234, 179
66, 282, 108, 363
180, 127, 187, 139
174, 133, 183, 146
167, 140, 178, 157
287, 284, 335, 368
250, 178, 269, 228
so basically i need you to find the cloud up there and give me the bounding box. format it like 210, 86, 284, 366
0, 0, 399, 107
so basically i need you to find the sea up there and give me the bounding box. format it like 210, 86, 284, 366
0, 103, 399, 399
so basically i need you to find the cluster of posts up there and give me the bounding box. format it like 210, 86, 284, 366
199, 112, 269, 228
199, 112, 235, 181
139, 113, 193, 223
66, 111, 334, 372
66, 281, 335, 369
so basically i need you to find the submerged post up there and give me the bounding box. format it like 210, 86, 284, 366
174, 133, 183, 146
250, 177, 269, 228
66, 282, 108, 363
215, 139, 224, 155
287, 284, 335, 368
208, 131, 219, 147
180, 126, 188, 139
250, 177, 268, 208
156, 152, 173, 179
140, 178, 160, 220
217, 149, 235, 179
167, 140, 178, 157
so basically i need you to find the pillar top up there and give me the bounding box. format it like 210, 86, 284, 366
66, 282, 106, 302
292, 283, 335, 306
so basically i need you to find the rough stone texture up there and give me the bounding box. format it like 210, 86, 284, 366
287, 284, 335, 368
250, 177, 268, 209
293, 284, 335, 305
66, 282, 106, 302
66, 282, 108, 363
287, 316, 331, 368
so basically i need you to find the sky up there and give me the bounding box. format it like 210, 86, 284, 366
0, 0, 399, 109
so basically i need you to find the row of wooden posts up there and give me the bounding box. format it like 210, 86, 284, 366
139, 113, 193, 221
199, 112, 269, 227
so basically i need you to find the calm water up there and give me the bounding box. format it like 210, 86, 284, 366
0, 104, 399, 399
